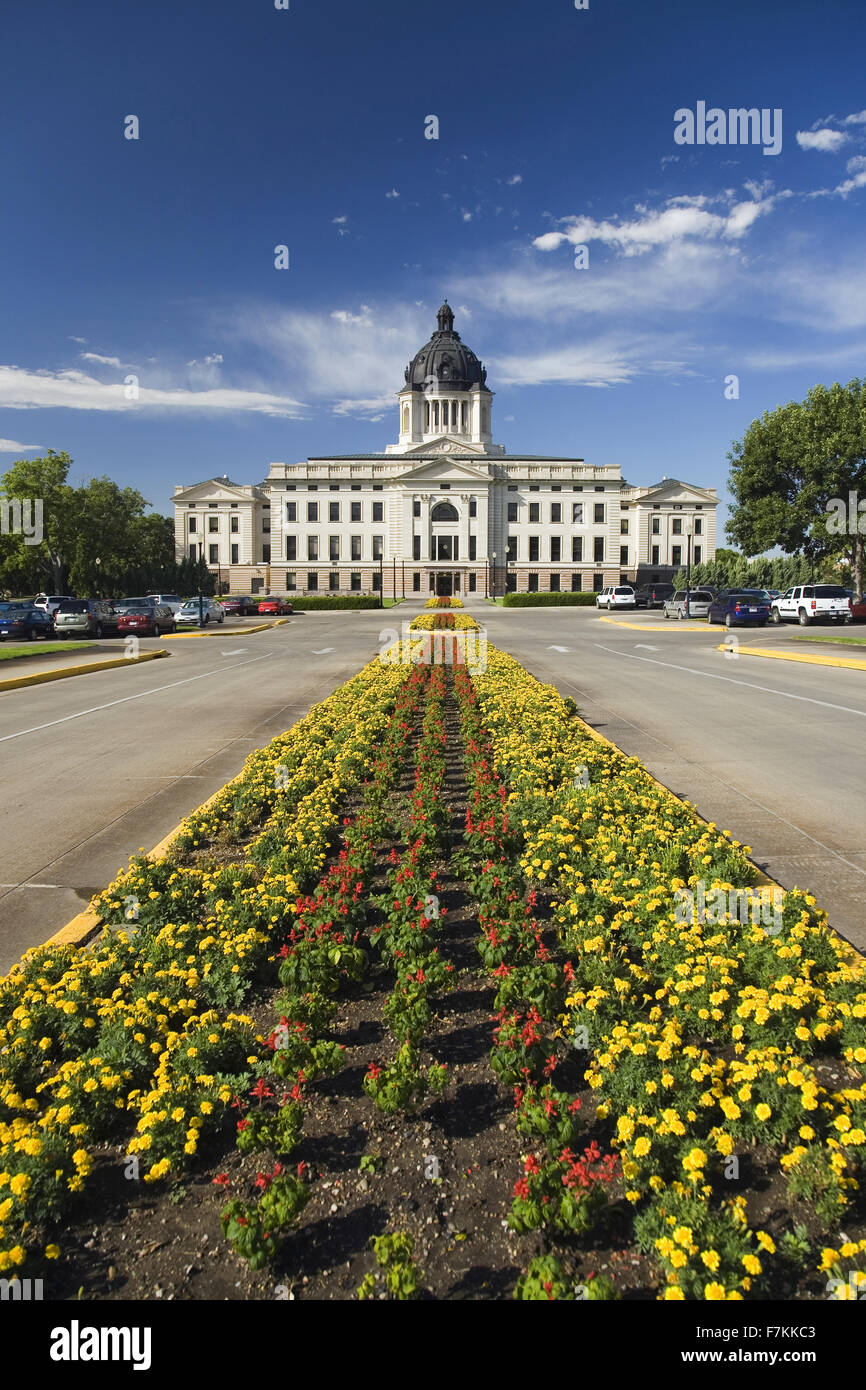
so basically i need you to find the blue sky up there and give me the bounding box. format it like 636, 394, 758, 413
2, 0, 866, 535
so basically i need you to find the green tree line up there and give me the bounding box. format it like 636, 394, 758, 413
0, 451, 214, 598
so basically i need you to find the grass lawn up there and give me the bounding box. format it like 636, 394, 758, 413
792, 633, 866, 647
0, 641, 92, 661
381, 598, 404, 607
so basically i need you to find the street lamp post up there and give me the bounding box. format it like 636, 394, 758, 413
684, 518, 693, 619
491, 551, 497, 598
94, 556, 101, 599
379, 554, 384, 609
197, 542, 204, 627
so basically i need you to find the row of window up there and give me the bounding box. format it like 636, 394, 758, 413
285, 500, 386, 523
283, 536, 386, 562
189, 515, 242, 534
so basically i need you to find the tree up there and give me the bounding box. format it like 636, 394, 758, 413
727, 380, 866, 595
0, 450, 77, 592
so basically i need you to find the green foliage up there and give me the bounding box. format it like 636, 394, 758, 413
502, 591, 599, 606
672, 552, 819, 592
286, 595, 382, 610
356, 1233, 422, 1300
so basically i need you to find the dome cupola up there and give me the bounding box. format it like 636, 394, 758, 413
404, 302, 489, 392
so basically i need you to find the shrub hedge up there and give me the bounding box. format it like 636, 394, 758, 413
286, 596, 384, 611
501, 592, 599, 607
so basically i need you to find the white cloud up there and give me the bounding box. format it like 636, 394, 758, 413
68, 335, 87, 344
80, 351, 125, 368
841, 109, 866, 126
462, 210, 473, 221
385, 188, 400, 199
0, 365, 305, 417
532, 191, 778, 257
332, 215, 348, 224
332, 394, 394, 421
0, 438, 42, 452
796, 128, 848, 152
506, 174, 522, 185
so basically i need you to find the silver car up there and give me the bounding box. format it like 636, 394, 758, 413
663, 588, 715, 620
53, 599, 120, 638
175, 598, 224, 627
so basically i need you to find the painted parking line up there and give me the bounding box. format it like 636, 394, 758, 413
0, 653, 274, 744
592, 643, 866, 718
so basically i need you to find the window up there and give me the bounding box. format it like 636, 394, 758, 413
529, 485, 539, 492
440, 482, 450, 490
469, 498, 477, 518
651, 516, 660, 534
351, 484, 361, 491
593, 572, 603, 591
188, 543, 197, 559
469, 536, 477, 561
207, 544, 217, 562
329, 572, 340, 591
329, 536, 340, 562
594, 503, 605, 523
550, 537, 561, 562
373, 484, 383, 491
372, 501, 384, 522
285, 572, 296, 590
230, 516, 239, 533
308, 484, 318, 491
551, 484, 561, 492
286, 484, 296, 491
412, 536, 421, 560
620, 546, 629, 565
251, 577, 264, 593
551, 502, 562, 523
262, 544, 271, 563
593, 536, 604, 562
469, 573, 476, 592
351, 535, 361, 561
307, 536, 318, 561
528, 574, 539, 592
506, 571, 517, 593
507, 502, 519, 523
372, 572, 381, 591
651, 545, 660, 565
285, 536, 297, 561
431, 501, 458, 522
188, 516, 197, 532
208, 502, 218, 509
262, 520, 270, 534
506, 536, 517, 563
286, 502, 296, 522
529, 536, 539, 562
372, 536, 383, 560
231, 544, 239, 564
672, 545, 682, 566
529, 503, 540, 524
413, 499, 421, 517
595, 486, 604, 493
572, 537, 583, 562
208, 516, 219, 532
507, 484, 518, 492
307, 572, 318, 591
694, 518, 702, 535
572, 503, 583, 524
571, 573, 582, 592
330, 484, 340, 492
307, 501, 318, 522
351, 501, 362, 522
550, 574, 561, 592
351, 573, 361, 591
329, 502, 340, 522
620, 519, 629, 535
620, 573, 629, 586
412, 572, 421, 592
694, 545, 702, 564
672, 518, 682, 535
435, 536, 453, 560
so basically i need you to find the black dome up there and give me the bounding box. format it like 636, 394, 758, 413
404, 302, 488, 391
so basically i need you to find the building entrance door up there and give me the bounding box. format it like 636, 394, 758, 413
435, 572, 453, 596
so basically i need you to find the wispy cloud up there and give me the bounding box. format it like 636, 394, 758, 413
0, 438, 42, 452
532, 189, 780, 257
0, 365, 305, 417
796, 128, 848, 153
80, 351, 126, 368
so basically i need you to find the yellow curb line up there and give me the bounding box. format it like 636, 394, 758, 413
30, 768, 250, 963
0, 648, 169, 693
718, 641, 866, 672
599, 616, 727, 632
163, 618, 288, 639
573, 707, 864, 965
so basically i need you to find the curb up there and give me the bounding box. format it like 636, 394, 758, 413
574, 708, 864, 965
719, 641, 866, 672
0, 648, 169, 693
599, 616, 727, 632
163, 618, 288, 640
33, 768, 250, 961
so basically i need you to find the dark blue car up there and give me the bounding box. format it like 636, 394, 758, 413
707, 589, 772, 628
0, 603, 55, 641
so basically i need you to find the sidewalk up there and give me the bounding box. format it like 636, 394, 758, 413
0, 646, 169, 692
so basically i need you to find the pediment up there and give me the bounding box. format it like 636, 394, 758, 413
392, 455, 493, 485
174, 480, 260, 504
637, 480, 718, 506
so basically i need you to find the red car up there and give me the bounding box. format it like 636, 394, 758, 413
116, 605, 175, 636
257, 597, 293, 615
851, 595, 866, 621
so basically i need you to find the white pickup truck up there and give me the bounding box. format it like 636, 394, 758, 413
770, 584, 851, 626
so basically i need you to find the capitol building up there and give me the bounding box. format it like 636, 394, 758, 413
173, 304, 718, 598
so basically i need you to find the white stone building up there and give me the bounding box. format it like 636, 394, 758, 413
173, 304, 718, 597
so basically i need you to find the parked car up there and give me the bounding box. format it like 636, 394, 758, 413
146, 593, 184, 615
639, 583, 676, 610
850, 594, 866, 621
707, 589, 772, 628
219, 596, 242, 615
175, 598, 225, 627
33, 594, 73, 617
54, 599, 120, 639
663, 588, 716, 620
596, 585, 636, 610
0, 603, 55, 641
257, 596, 294, 615
632, 589, 651, 609
116, 605, 175, 637
770, 584, 852, 626
224, 594, 263, 616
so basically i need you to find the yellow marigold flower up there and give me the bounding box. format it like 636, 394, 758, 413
704, 1282, 727, 1300
700, 1250, 721, 1272
45, 1244, 60, 1259
755, 1103, 772, 1122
